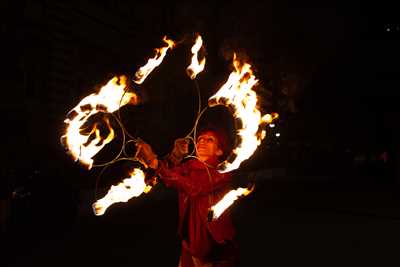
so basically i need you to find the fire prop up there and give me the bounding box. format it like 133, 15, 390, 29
62, 34, 277, 217
133, 36, 175, 84
186, 35, 206, 79
61, 76, 137, 169
209, 184, 255, 220
92, 37, 176, 214
93, 168, 152, 216
61, 37, 177, 214
208, 54, 278, 173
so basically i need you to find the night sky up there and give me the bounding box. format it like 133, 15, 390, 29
1, 0, 400, 266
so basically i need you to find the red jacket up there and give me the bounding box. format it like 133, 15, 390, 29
158, 159, 236, 260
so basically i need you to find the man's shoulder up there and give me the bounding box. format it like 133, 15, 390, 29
181, 158, 198, 168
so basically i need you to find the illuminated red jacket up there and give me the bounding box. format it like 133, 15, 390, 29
158, 158, 236, 260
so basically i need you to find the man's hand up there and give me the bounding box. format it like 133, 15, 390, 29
135, 140, 158, 169
172, 138, 189, 159
165, 138, 189, 167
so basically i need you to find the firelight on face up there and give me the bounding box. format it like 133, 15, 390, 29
196, 131, 223, 162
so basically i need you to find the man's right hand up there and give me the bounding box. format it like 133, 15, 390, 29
172, 138, 189, 159
135, 140, 158, 169
164, 138, 189, 167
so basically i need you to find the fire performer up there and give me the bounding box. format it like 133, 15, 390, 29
136, 125, 238, 267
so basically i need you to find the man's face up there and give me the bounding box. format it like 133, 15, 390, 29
196, 131, 223, 162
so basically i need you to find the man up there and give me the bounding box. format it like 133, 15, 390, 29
137, 126, 237, 267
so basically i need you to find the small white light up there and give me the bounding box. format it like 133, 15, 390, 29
387, 27, 391, 32
275, 133, 280, 137
269, 123, 275, 128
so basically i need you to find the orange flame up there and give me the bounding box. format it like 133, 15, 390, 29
261, 112, 279, 124
210, 185, 254, 220
62, 76, 137, 169
92, 168, 152, 216
186, 35, 206, 79
208, 54, 278, 173
133, 36, 175, 84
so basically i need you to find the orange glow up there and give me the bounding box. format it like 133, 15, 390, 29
186, 35, 206, 79
208, 54, 277, 173
210, 185, 254, 220
133, 36, 175, 84
62, 76, 137, 169
92, 168, 152, 216
261, 112, 279, 124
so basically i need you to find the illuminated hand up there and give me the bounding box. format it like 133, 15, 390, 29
135, 140, 159, 169
164, 138, 189, 166
172, 138, 189, 159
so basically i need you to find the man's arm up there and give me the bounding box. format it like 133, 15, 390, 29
157, 162, 232, 196
135, 138, 189, 169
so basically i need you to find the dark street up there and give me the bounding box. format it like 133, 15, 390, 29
4, 173, 400, 267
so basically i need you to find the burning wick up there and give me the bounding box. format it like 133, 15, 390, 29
208, 54, 279, 173
93, 168, 152, 216
133, 36, 175, 84
208, 184, 255, 221
61, 76, 137, 169
186, 35, 206, 79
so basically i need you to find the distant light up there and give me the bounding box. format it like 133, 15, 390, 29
269, 123, 275, 128
275, 133, 280, 137
387, 27, 391, 32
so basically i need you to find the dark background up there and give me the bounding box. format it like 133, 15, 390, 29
1, 0, 400, 266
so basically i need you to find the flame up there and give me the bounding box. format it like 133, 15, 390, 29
62, 76, 137, 169
186, 35, 206, 79
261, 112, 279, 124
93, 168, 152, 216
210, 185, 254, 220
208, 54, 278, 173
133, 36, 175, 84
